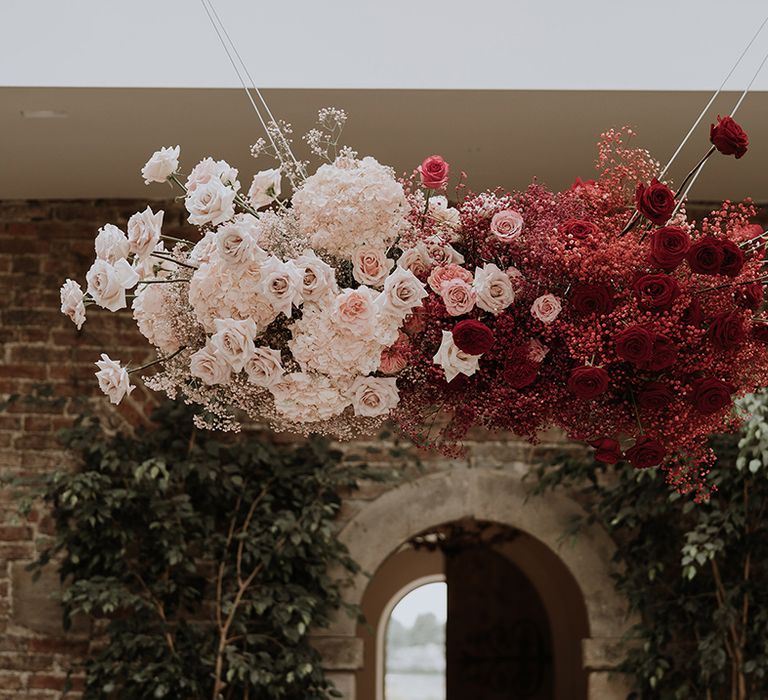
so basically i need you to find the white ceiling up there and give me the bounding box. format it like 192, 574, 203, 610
2, 0, 768, 91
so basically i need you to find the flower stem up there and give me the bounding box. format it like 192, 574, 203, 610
150, 253, 198, 270
128, 346, 187, 375
137, 278, 190, 285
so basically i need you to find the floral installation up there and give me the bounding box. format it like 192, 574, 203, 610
60, 108, 766, 496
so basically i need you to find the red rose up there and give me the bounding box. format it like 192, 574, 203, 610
590, 438, 622, 464
633, 274, 681, 311
615, 326, 654, 365
567, 366, 609, 399
625, 436, 666, 469
562, 219, 598, 239
682, 298, 704, 327
735, 283, 764, 310
418, 155, 449, 190
690, 377, 735, 415
637, 381, 674, 410
708, 310, 745, 350
753, 324, 768, 344
719, 240, 744, 277
571, 283, 614, 315
648, 334, 678, 371
635, 178, 675, 225
710, 115, 749, 159
452, 319, 494, 355
503, 358, 538, 389
687, 237, 723, 275
648, 226, 691, 270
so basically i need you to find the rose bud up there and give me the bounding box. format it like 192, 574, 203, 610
625, 436, 666, 469
418, 155, 450, 190
690, 377, 735, 415
567, 366, 609, 400
635, 178, 675, 225
648, 226, 691, 271
710, 115, 749, 159
589, 437, 622, 464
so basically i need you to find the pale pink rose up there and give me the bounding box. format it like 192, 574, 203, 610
185, 157, 240, 193
473, 263, 515, 315
432, 330, 480, 382
531, 294, 562, 324
94, 354, 134, 404
427, 263, 473, 294
491, 209, 524, 242
247, 168, 281, 208
127, 206, 164, 261
60, 279, 86, 330
427, 242, 464, 266
352, 247, 394, 288
189, 344, 231, 386
335, 287, 378, 334
210, 318, 258, 372
295, 250, 339, 303
141, 146, 179, 185
244, 346, 284, 387
397, 245, 434, 279
259, 256, 304, 318
528, 338, 549, 363
379, 332, 410, 374
95, 224, 130, 263
377, 266, 428, 319
185, 179, 237, 227
216, 219, 266, 267
441, 278, 476, 316
86, 258, 139, 312
348, 376, 399, 417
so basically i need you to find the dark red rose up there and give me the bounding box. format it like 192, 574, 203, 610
687, 237, 723, 275
637, 381, 675, 410
625, 436, 666, 469
735, 283, 764, 310
690, 377, 735, 415
683, 298, 704, 327
635, 178, 675, 225
589, 438, 622, 464
647, 334, 678, 371
648, 226, 691, 271
567, 366, 609, 399
571, 283, 614, 315
615, 326, 654, 365
719, 240, 745, 277
710, 115, 749, 159
418, 155, 449, 190
502, 359, 538, 389
752, 324, 768, 345
452, 319, 494, 355
708, 310, 746, 350
562, 219, 598, 239
633, 274, 681, 311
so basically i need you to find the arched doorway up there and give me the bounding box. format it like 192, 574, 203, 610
313, 465, 634, 700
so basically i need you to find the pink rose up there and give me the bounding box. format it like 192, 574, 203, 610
530, 294, 562, 324
398, 245, 434, 279
441, 278, 476, 316
418, 155, 449, 190
335, 287, 378, 333
352, 247, 393, 287
427, 263, 474, 293
490, 210, 524, 242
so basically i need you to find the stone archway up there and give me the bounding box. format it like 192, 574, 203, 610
311, 464, 634, 700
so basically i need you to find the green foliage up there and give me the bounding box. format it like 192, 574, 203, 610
30, 402, 390, 700
530, 394, 768, 700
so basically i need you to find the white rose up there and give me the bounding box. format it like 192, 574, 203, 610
247, 168, 282, 208
352, 247, 394, 288
127, 206, 164, 261
86, 258, 139, 312
60, 279, 86, 330
244, 346, 284, 387
432, 330, 480, 382
428, 195, 461, 230
474, 263, 515, 315
259, 256, 304, 318
348, 376, 399, 417
210, 318, 258, 372
377, 266, 428, 320
189, 344, 231, 386
94, 224, 129, 263
397, 244, 433, 278
94, 354, 134, 404
215, 219, 266, 267
141, 146, 179, 185
185, 157, 240, 193
185, 179, 236, 227
531, 294, 562, 324
294, 250, 339, 303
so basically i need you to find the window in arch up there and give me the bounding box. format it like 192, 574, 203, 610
384, 581, 447, 700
